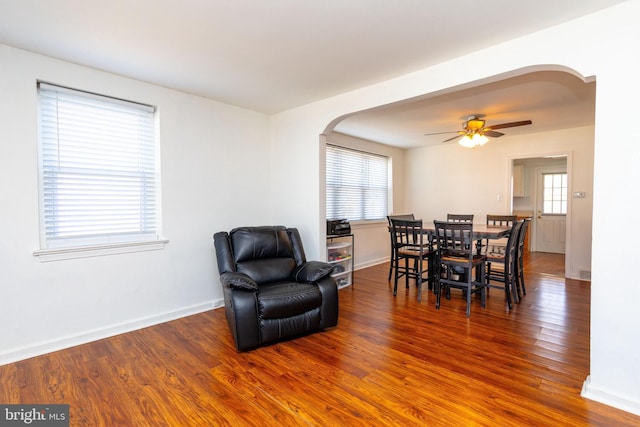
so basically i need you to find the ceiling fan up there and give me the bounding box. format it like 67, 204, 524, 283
425, 114, 533, 147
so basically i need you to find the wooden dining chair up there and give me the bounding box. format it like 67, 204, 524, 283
386, 214, 415, 281
485, 219, 523, 310
389, 218, 435, 302
514, 218, 531, 300
447, 214, 474, 223
433, 220, 487, 317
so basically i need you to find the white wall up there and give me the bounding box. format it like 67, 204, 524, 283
405, 125, 594, 280
0, 44, 271, 363
270, 1, 640, 416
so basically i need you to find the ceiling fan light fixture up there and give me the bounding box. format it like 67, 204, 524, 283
466, 118, 485, 130
459, 133, 489, 148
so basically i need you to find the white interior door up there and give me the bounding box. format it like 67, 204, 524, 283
535, 167, 566, 254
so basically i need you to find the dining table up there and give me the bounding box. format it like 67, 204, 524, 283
387, 221, 512, 255
418, 223, 511, 254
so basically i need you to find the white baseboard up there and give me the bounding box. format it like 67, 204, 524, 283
354, 257, 389, 271
582, 375, 640, 416
0, 298, 225, 367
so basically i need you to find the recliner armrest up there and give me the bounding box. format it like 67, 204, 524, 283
293, 261, 334, 283
220, 272, 259, 291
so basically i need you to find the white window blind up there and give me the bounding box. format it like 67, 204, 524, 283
37, 83, 158, 249
326, 144, 388, 221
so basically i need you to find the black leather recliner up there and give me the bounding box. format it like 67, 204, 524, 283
213, 226, 339, 351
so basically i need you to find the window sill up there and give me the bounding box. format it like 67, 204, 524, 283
350, 219, 387, 229
33, 239, 169, 262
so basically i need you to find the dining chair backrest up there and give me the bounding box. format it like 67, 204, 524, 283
433, 220, 474, 262
486, 214, 517, 227
447, 214, 474, 223
485, 214, 517, 251
387, 214, 415, 225
517, 218, 530, 256
504, 220, 523, 276
387, 214, 416, 247
390, 218, 423, 250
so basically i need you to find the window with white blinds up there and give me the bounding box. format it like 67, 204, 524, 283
326, 144, 389, 221
37, 83, 159, 249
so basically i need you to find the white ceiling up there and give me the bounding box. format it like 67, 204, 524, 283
334, 70, 596, 148
0, 0, 625, 146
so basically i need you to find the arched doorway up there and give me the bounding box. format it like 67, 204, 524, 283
322, 67, 594, 281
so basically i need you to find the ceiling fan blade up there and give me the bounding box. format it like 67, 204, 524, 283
484, 120, 532, 131
483, 130, 504, 138
424, 130, 459, 136
442, 134, 462, 143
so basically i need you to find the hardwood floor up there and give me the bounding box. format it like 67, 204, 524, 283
524, 251, 566, 277
1, 254, 639, 426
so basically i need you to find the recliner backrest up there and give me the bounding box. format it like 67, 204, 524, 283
218, 226, 301, 284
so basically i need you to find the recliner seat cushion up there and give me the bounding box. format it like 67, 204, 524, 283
258, 281, 322, 319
